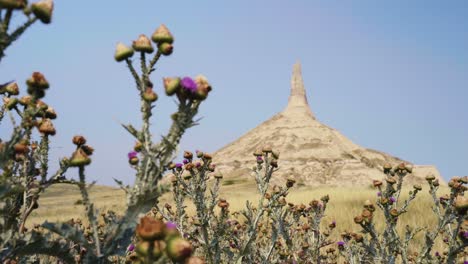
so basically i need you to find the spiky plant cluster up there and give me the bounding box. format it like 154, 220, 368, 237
1, 10, 211, 262
152, 147, 341, 264
338, 164, 467, 264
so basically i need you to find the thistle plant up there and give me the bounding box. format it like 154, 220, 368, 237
339, 164, 467, 264
1, 6, 212, 261
154, 147, 338, 264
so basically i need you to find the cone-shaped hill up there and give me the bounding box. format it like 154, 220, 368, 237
212, 62, 444, 187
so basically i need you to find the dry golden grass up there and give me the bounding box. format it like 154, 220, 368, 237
29, 181, 452, 253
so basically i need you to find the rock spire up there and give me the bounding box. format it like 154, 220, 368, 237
282, 61, 315, 119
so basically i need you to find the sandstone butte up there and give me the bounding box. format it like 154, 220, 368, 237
211, 62, 445, 187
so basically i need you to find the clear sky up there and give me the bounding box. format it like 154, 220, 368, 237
1, 0, 467, 185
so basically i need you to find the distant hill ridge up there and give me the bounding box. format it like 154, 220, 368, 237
212, 62, 444, 186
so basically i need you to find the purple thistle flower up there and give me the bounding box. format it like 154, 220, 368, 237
337, 241, 345, 246
257, 156, 263, 161
195, 162, 201, 168
166, 221, 177, 230
127, 244, 135, 252
389, 197, 396, 203
175, 163, 183, 168
332, 220, 336, 225
377, 192, 382, 197
183, 159, 189, 164
464, 231, 468, 239
127, 151, 137, 159
435, 251, 440, 257
181, 77, 197, 93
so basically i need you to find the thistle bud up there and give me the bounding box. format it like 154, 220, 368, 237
286, 178, 295, 188
19, 95, 32, 106
151, 24, 174, 44
383, 163, 392, 174
158, 42, 173, 56
193, 75, 212, 101
0, 0, 27, 9
163, 77, 181, 96
14, 142, 29, 155
454, 196, 468, 214
262, 144, 272, 153
166, 237, 192, 262
413, 184, 422, 191
31, 0, 54, 24
405, 164, 413, 173
253, 149, 263, 157
45, 107, 57, 119
69, 148, 91, 167
132, 34, 154, 53
183, 151, 193, 160
361, 209, 373, 220
38, 118, 56, 136
389, 208, 399, 217
353, 215, 363, 224
142, 87, 158, 102
217, 199, 229, 209
136, 216, 166, 241
372, 180, 382, 187
72, 135, 86, 146
386, 177, 396, 185
134, 141, 143, 152
270, 159, 278, 168
114, 42, 134, 62
4, 82, 19, 95
425, 174, 436, 182
203, 153, 212, 160
26, 72, 49, 90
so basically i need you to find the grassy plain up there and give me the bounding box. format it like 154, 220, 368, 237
29, 178, 452, 254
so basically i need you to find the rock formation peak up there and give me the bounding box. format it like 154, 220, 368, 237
212, 62, 444, 187
282, 61, 315, 119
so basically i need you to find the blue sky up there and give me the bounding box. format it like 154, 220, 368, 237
1, 0, 467, 185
